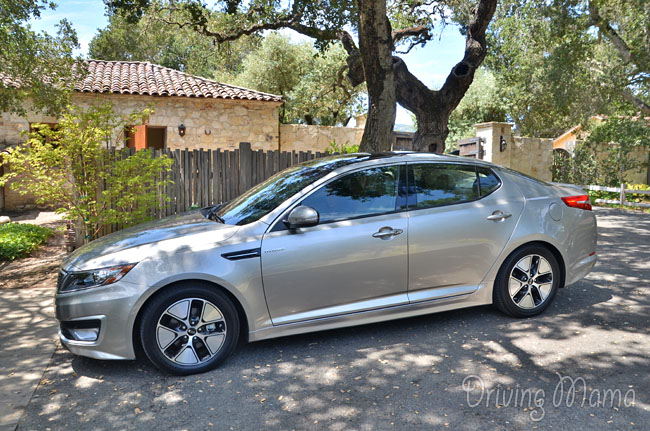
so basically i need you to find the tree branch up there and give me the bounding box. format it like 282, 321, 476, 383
392, 56, 436, 114
154, 1, 312, 43
438, 0, 497, 103
588, 2, 650, 115
621, 88, 650, 116
588, 1, 634, 64
392, 25, 429, 44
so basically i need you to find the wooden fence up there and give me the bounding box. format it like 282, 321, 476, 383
97, 142, 331, 237
584, 184, 650, 208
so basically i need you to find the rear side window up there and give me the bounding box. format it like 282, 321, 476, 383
409, 164, 479, 209
301, 165, 400, 223
477, 167, 501, 196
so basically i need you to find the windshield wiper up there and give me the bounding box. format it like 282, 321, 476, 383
201, 204, 225, 223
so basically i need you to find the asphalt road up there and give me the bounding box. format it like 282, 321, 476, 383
16, 208, 650, 430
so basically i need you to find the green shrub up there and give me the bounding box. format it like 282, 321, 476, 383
588, 184, 650, 205
626, 184, 650, 203
0, 223, 53, 261
327, 140, 359, 154
0, 103, 173, 243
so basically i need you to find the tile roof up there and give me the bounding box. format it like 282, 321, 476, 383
1, 60, 282, 102
78, 60, 282, 102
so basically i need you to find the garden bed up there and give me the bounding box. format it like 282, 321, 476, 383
0, 212, 67, 289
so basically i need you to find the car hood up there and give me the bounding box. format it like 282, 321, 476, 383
63, 211, 240, 271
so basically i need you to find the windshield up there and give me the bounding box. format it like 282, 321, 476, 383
216, 155, 368, 225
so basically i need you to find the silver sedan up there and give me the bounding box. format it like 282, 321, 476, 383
55, 153, 597, 375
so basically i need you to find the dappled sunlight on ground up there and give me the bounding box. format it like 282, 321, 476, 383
12, 207, 650, 430
0, 287, 58, 429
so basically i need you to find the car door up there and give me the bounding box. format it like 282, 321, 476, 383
406, 163, 525, 303
261, 164, 409, 325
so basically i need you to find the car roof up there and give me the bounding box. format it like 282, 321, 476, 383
321, 151, 499, 169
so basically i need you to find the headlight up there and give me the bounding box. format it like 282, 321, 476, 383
58, 263, 137, 293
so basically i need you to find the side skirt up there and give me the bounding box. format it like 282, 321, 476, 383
248, 285, 492, 342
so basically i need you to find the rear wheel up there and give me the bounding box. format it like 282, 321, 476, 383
493, 245, 561, 318
140, 283, 239, 375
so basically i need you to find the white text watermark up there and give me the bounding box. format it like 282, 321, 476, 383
461, 372, 635, 421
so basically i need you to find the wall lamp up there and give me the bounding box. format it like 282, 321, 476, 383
178, 124, 186, 137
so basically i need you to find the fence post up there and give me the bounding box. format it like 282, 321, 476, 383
239, 142, 252, 194
620, 183, 626, 205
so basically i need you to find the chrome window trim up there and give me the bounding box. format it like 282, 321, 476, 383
404, 161, 503, 213
263, 158, 505, 233
266, 161, 407, 232
476, 165, 504, 198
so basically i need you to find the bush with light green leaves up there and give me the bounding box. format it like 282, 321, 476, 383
0, 223, 52, 261
0, 103, 173, 244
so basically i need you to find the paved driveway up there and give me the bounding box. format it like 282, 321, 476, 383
13, 208, 650, 430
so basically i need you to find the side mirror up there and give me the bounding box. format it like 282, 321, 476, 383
284, 205, 319, 229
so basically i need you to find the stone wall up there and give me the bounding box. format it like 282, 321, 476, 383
280, 124, 364, 152
0, 106, 47, 212
589, 143, 649, 185
511, 137, 554, 181
0, 94, 281, 152
624, 147, 649, 184
476, 122, 553, 182
81, 93, 281, 151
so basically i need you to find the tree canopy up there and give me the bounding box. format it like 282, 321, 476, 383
88, 7, 259, 81
485, 0, 650, 137
0, 0, 79, 115
235, 33, 365, 126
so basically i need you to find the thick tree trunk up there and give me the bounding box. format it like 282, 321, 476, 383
357, 0, 396, 153
413, 113, 449, 152
400, 0, 496, 152
343, 0, 496, 153
392, 57, 452, 152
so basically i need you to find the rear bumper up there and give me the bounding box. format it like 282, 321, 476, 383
566, 253, 597, 286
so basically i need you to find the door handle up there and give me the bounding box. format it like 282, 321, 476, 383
372, 227, 403, 239
487, 210, 512, 221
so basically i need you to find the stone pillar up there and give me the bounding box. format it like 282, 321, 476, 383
475, 122, 514, 166
354, 114, 367, 128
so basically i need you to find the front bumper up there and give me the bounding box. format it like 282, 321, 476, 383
55, 280, 144, 360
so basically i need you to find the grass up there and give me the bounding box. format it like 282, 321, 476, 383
0, 222, 53, 261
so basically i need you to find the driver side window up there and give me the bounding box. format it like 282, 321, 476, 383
301, 165, 401, 223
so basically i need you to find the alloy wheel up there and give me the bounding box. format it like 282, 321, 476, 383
508, 254, 554, 310
155, 298, 227, 365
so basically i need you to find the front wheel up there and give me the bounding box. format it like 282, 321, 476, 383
140, 283, 240, 375
493, 245, 561, 318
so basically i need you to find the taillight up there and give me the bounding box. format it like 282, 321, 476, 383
561, 195, 592, 211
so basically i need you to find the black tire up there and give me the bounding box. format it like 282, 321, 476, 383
493, 245, 561, 318
140, 282, 239, 375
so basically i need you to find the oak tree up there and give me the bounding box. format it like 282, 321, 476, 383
105, 0, 497, 152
